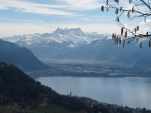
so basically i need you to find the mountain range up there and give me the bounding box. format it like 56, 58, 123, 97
4, 28, 107, 47
3, 28, 151, 69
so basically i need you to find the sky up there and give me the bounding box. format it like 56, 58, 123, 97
0, 0, 125, 36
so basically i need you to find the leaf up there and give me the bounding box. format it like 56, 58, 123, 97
116, 17, 120, 22
127, 11, 130, 18
146, 32, 149, 36
115, 8, 119, 14
134, 28, 137, 33
120, 7, 123, 12
101, 6, 105, 12
121, 27, 124, 35
112, 33, 115, 39
124, 31, 128, 38
136, 26, 139, 31
132, 7, 135, 13
139, 42, 143, 48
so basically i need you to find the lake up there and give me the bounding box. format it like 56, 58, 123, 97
37, 77, 151, 109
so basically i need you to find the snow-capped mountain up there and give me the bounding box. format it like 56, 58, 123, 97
3, 28, 151, 70
4, 28, 108, 47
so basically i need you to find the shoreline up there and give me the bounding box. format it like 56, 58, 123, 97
29, 73, 151, 79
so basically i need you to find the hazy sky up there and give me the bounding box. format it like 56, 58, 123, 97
0, 0, 122, 36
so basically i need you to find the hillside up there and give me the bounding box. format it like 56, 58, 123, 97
0, 62, 79, 113
0, 62, 150, 113
0, 39, 48, 71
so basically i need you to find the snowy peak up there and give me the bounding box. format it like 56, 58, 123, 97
54, 28, 84, 36
3, 28, 108, 47
51, 28, 107, 46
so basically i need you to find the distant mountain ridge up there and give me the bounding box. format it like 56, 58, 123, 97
0, 39, 48, 71
3, 28, 151, 69
4, 28, 107, 47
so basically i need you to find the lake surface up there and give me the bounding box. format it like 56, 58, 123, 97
37, 77, 151, 109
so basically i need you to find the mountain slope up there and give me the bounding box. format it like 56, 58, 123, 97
0, 39, 48, 71
0, 63, 79, 113
0, 63, 58, 104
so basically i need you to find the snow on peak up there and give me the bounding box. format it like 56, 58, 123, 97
3, 28, 108, 47
54, 28, 84, 36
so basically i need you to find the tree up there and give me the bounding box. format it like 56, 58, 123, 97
101, 0, 151, 48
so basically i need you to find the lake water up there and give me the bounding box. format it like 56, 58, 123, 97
37, 77, 151, 109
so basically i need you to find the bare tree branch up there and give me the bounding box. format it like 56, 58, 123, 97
101, 0, 151, 47
140, 0, 151, 10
